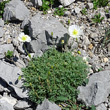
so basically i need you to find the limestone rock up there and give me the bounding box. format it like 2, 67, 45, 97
58, 0, 75, 6
3, 0, 30, 21
0, 44, 14, 58
78, 70, 110, 106
0, 61, 28, 98
14, 100, 31, 109
0, 18, 4, 38
0, 27, 4, 38
36, 99, 61, 110
96, 103, 107, 110
0, 96, 17, 106
74, 7, 81, 14
28, 13, 68, 47
0, 99, 14, 110
0, 18, 4, 27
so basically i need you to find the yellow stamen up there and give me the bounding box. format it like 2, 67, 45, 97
72, 29, 78, 36
61, 40, 64, 44
21, 36, 27, 41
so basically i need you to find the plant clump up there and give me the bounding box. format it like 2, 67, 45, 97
5, 50, 13, 59
91, 13, 104, 23
22, 49, 89, 109
93, 0, 108, 9
54, 7, 67, 16
39, 0, 59, 14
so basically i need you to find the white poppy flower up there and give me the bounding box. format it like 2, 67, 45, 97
18, 32, 31, 42
83, 57, 87, 61
68, 25, 83, 38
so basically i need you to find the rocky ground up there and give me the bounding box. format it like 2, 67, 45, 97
0, 0, 110, 110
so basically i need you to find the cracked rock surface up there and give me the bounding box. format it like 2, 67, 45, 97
78, 70, 110, 106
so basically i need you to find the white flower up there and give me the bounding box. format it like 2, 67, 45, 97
83, 57, 87, 61
68, 25, 83, 38
18, 32, 31, 42
83, 56, 88, 64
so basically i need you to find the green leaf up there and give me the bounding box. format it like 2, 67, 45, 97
91, 105, 96, 110
57, 96, 68, 101
45, 1, 50, 5
18, 75, 22, 80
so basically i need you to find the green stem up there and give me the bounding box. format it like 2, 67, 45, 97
24, 44, 31, 59
23, 44, 36, 69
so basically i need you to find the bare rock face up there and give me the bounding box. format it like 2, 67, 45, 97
0, 18, 4, 27
14, 100, 31, 109
3, 0, 30, 21
0, 99, 14, 110
36, 99, 61, 110
0, 18, 4, 38
26, 13, 69, 56
0, 27, 4, 38
78, 70, 110, 106
0, 44, 14, 58
28, 13, 68, 44
96, 103, 107, 110
58, 0, 75, 6
0, 61, 28, 98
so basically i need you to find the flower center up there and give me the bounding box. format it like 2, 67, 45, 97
22, 36, 27, 41
72, 29, 78, 36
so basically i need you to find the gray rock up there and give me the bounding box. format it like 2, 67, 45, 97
36, 99, 61, 110
89, 33, 99, 39
78, 70, 110, 106
31, 0, 42, 7
58, 0, 75, 6
105, 65, 110, 70
70, 42, 78, 49
87, 3, 93, 9
3, 0, 30, 21
0, 44, 14, 58
15, 59, 26, 68
0, 84, 5, 92
83, 36, 90, 46
34, 50, 43, 57
107, 43, 110, 56
26, 38, 47, 57
25, 108, 33, 110
14, 100, 31, 109
96, 103, 107, 110
91, 63, 101, 72
0, 96, 17, 106
0, 99, 14, 110
12, 38, 19, 47
0, 61, 28, 98
64, 11, 71, 16
74, 7, 81, 14
21, 18, 30, 29
0, 78, 10, 92
0, 18, 4, 27
0, 19, 4, 38
28, 13, 68, 46
18, 43, 25, 54
108, 102, 110, 107
27, 40, 43, 53
0, 27, 4, 38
